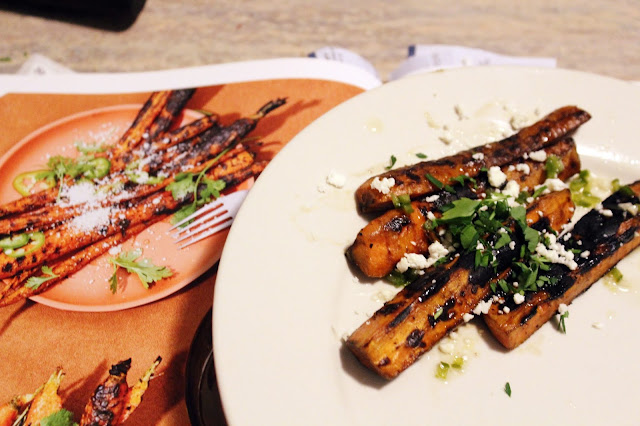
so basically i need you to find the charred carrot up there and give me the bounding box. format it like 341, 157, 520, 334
24, 369, 64, 425
355, 105, 590, 213
117, 356, 162, 424
80, 359, 131, 426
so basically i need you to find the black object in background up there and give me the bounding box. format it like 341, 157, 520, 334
0, 0, 146, 31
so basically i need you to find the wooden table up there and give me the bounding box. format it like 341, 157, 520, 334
1, 0, 639, 82
0, 1, 638, 425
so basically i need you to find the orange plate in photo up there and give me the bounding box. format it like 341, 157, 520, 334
0, 105, 249, 312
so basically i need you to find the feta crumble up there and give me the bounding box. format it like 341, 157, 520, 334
370, 177, 395, 194
395, 241, 449, 273
326, 170, 346, 188
487, 166, 507, 188
528, 150, 547, 162
515, 163, 530, 175
513, 293, 525, 305
473, 299, 492, 315
472, 152, 484, 161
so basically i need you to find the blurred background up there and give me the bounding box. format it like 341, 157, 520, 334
1, 0, 638, 81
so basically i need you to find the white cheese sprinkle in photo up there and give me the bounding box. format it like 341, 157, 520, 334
472, 152, 484, 161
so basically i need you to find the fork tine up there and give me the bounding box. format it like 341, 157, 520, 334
178, 218, 233, 249
171, 206, 226, 238
167, 199, 224, 232
170, 190, 248, 249
174, 212, 232, 243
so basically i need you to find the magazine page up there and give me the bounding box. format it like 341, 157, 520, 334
0, 59, 379, 424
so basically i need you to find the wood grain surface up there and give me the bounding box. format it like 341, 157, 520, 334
1, 0, 639, 81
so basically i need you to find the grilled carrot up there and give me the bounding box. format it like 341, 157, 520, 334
107, 91, 172, 171
149, 113, 219, 152
0, 154, 259, 281
347, 137, 581, 277
355, 105, 590, 213
346, 189, 574, 379
0, 220, 161, 305
483, 181, 640, 349
117, 356, 162, 424
80, 359, 131, 426
0, 146, 255, 235
24, 369, 64, 425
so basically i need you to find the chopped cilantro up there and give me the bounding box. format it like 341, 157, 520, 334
558, 310, 569, 333
416, 152, 428, 159
109, 249, 173, 293
385, 155, 397, 170
504, 382, 512, 397
25, 265, 59, 290
167, 171, 226, 225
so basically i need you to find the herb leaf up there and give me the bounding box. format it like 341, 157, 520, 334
504, 382, 512, 397
385, 155, 397, 170
109, 249, 173, 293
40, 409, 78, 426
25, 265, 59, 290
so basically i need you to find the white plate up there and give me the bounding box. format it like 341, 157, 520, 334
213, 67, 640, 425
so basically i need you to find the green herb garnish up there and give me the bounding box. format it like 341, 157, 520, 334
504, 382, 512, 397
416, 153, 428, 159
25, 265, 59, 290
385, 155, 397, 170
40, 409, 78, 426
109, 249, 173, 293
558, 310, 569, 333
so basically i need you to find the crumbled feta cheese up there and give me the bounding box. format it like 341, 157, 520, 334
558, 303, 568, 314
502, 180, 520, 198
326, 170, 346, 188
599, 208, 613, 217
487, 166, 507, 188
472, 152, 484, 161
509, 114, 529, 130
426, 211, 437, 221
462, 313, 474, 322
473, 299, 492, 315
108, 245, 122, 256
439, 342, 455, 354
580, 250, 590, 258
508, 241, 516, 250
528, 150, 547, 162
619, 202, 639, 216
535, 232, 578, 270
515, 163, 531, 175
370, 177, 395, 194
503, 306, 511, 314
395, 253, 429, 273
476, 241, 484, 250
425, 194, 440, 202
513, 293, 525, 305
396, 241, 450, 273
